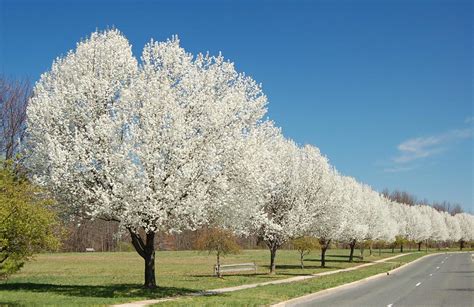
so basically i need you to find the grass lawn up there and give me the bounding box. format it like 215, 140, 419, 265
0, 248, 467, 306
157, 253, 428, 307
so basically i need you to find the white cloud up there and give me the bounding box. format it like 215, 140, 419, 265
383, 165, 417, 173
465, 116, 474, 124
393, 128, 472, 164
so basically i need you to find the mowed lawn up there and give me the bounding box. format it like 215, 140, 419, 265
0, 248, 448, 306
157, 252, 429, 307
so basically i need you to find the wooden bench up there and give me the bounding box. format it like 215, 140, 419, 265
214, 262, 257, 276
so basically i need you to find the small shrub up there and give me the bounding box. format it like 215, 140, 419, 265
291, 236, 320, 269
0, 162, 60, 279
194, 227, 240, 277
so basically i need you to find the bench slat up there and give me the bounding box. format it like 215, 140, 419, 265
219, 263, 255, 268
219, 267, 255, 272
214, 262, 257, 276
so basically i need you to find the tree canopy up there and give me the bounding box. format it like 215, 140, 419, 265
0, 162, 60, 278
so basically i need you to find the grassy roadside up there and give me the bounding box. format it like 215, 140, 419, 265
0, 249, 399, 305
154, 252, 453, 306
0, 249, 469, 306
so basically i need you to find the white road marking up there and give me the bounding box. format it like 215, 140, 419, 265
387, 304, 393, 307
436, 266, 440, 269
415, 282, 422, 287
441, 261, 444, 264
429, 273, 433, 276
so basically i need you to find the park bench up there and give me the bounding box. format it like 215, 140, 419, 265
85, 247, 95, 252
214, 262, 257, 276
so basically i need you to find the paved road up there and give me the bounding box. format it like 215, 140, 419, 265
287, 252, 474, 307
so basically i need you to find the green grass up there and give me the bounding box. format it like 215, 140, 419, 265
0, 248, 468, 306
155, 252, 449, 306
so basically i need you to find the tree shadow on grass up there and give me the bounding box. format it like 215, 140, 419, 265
306, 258, 370, 264
0, 282, 196, 299
190, 265, 339, 278
190, 273, 270, 278
327, 255, 363, 260
276, 264, 338, 270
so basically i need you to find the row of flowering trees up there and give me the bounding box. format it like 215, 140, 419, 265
25, 29, 473, 288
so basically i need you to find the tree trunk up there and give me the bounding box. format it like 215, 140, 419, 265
349, 239, 356, 262
320, 239, 330, 268
418, 242, 422, 251
300, 251, 304, 269
128, 228, 157, 289
400, 243, 403, 253
460, 240, 464, 250
378, 246, 381, 256
391, 245, 395, 253
369, 243, 372, 256
267, 241, 279, 274
143, 232, 156, 289
216, 250, 221, 278
360, 245, 365, 260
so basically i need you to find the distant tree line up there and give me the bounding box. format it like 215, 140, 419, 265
382, 188, 464, 216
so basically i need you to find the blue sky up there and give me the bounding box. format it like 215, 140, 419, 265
1, 0, 472, 211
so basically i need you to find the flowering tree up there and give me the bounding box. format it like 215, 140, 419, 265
358, 187, 394, 257
413, 205, 433, 251
24, 28, 474, 288
428, 207, 449, 249
247, 129, 306, 274
455, 213, 474, 250
388, 201, 408, 252
403, 206, 428, 251
26, 30, 267, 288
442, 212, 461, 246
308, 170, 350, 267
244, 124, 333, 274
338, 177, 368, 262
372, 195, 398, 255
377, 197, 398, 244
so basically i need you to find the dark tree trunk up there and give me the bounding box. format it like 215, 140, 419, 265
418, 242, 422, 251
300, 251, 304, 269
460, 240, 464, 250
349, 239, 356, 262
267, 240, 279, 274
128, 228, 157, 289
400, 243, 403, 253
369, 243, 372, 256
320, 239, 330, 268
391, 245, 395, 253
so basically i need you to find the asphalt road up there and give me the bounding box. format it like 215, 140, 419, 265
287, 252, 474, 307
